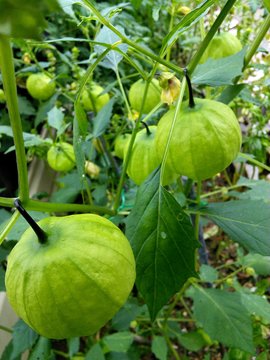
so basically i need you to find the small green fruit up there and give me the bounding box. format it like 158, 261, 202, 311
114, 133, 131, 159
5, 214, 136, 339
81, 83, 110, 112
200, 32, 242, 63
128, 79, 161, 114
47, 142, 75, 172
155, 98, 242, 180
125, 126, 176, 185
0, 88, 6, 102
26, 73, 56, 101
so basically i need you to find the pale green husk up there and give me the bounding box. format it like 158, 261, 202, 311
5, 214, 136, 339
155, 98, 242, 180
128, 78, 161, 114
47, 142, 75, 172
26, 73, 56, 101
81, 83, 110, 112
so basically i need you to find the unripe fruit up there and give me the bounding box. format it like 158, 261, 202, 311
200, 32, 242, 64
155, 98, 242, 180
5, 214, 136, 339
0, 88, 6, 102
125, 126, 176, 186
81, 83, 110, 112
26, 73, 56, 101
128, 79, 161, 114
114, 133, 131, 159
47, 142, 75, 172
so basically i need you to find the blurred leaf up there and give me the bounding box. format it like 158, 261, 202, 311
28, 336, 52, 360
47, 106, 66, 136
192, 48, 246, 86
263, 0, 270, 12
218, 84, 246, 104
67, 337, 80, 357
199, 264, 218, 283
75, 102, 88, 136
11, 320, 39, 359
232, 178, 270, 203
94, 26, 128, 71
0, 0, 60, 39
1, 341, 21, 360
177, 331, 208, 351
85, 343, 105, 360
126, 169, 198, 320
35, 93, 59, 127
0, 267, 5, 291
240, 253, 270, 276
199, 200, 270, 256
191, 287, 255, 353
92, 99, 114, 138
240, 293, 270, 324
112, 300, 144, 331
162, 0, 216, 48
103, 332, 134, 353
18, 96, 36, 116
151, 336, 168, 360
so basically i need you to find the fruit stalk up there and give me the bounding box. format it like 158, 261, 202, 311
0, 35, 29, 201
184, 69, 195, 108
141, 121, 151, 136
14, 199, 47, 244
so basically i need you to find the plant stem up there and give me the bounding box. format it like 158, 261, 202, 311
0, 210, 20, 246
14, 199, 48, 244
243, 13, 270, 70
184, 69, 195, 108
188, 0, 238, 74
239, 152, 270, 172
81, 0, 184, 76
0, 35, 29, 202
0, 325, 13, 333
115, 67, 133, 119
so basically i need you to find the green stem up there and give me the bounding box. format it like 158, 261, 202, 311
0, 325, 13, 334
0, 197, 115, 215
0, 35, 29, 201
0, 210, 20, 246
81, 0, 184, 76
188, 0, 238, 74
115, 67, 133, 119
239, 152, 270, 172
243, 13, 270, 70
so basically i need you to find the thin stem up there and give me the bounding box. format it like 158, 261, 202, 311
0, 35, 29, 201
141, 121, 151, 136
239, 152, 270, 172
243, 13, 270, 70
188, 0, 238, 74
14, 199, 48, 244
0, 325, 13, 333
81, 0, 184, 76
184, 69, 195, 108
115, 67, 133, 119
0, 210, 20, 246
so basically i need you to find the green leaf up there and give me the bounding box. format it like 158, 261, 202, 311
177, 331, 208, 351
18, 96, 36, 116
199, 264, 218, 283
94, 26, 128, 71
232, 178, 270, 203
35, 93, 59, 127
190, 287, 255, 353
126, 169, 199, 320
112, 299, 145, 331
263, 0, 270, 12
1, 341, 21, 360
151, 336, 168, 360
192, 49, 246, 86
85, 343, 105, 360
0, 266, 5, 291
218, 84, 246, 104
28, 336, 52, 360
92, 98, 114, 138
47, 106, 66, 137
240, 253, 270, 276
68, 338, 80, 357
103, 332, 134, 353
11, 320, 39, 359
162, 0, 216, 49
240, 293, 270, 324
0, 0, 60, 39
199, 200, 270, 256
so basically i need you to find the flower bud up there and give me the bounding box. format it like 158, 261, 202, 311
85, 160, 100, 179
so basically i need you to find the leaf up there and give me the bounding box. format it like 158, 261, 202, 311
199, 264, 218, 283
151, 336, 168, 360
18, 96, 36, 116
92, 98, 114, 138
112, 299, 145, 331
85, 343, 105, 360
126, 169, 199, 320
35, 93, 59, 127
28, 336, 52, 360
192, 48, 246, 86
58, 0, 79, 19
67, 337, 80, 357
0, 0, 60, 39
162, 0, 216, 49
177, 331, 208, 351
199, 200, 270, 256
103, 332, 134, 353
0, 267, 5, 291
11, 320, 39, 359
94, 26, 128, 71
232, 178, 270, 203
240, 253, 270, 276
218, 84, 246, 104
190, 287, 255, 353
240, 293, 270, 324
47, 106, 66, 136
